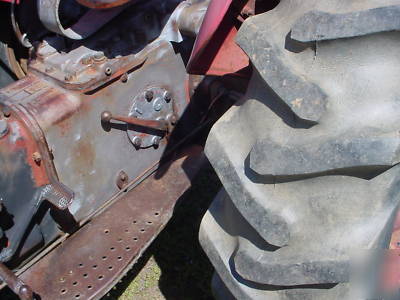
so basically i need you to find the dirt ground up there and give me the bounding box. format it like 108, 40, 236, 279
102, 162, 221, 300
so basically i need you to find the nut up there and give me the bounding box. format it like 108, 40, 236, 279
93, 52, 106, 62
145, 90, 154, 101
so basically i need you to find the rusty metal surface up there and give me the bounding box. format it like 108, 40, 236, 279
19, 146, 204, 300
29, 0, 201, 91
0, 0, 210, 270
0, 41, 191, 222
0, 263, 33, 300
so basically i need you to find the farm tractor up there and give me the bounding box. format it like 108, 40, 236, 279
0, 0, 399, 299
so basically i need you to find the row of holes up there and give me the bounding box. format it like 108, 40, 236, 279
59, 213, 159, 297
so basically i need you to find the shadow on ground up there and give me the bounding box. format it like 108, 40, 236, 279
103, 162, 221, 300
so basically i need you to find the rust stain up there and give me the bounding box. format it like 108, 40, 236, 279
0, 115, 49, 187
71, 138, 95, 175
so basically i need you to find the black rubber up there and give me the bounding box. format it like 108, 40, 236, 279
200, 0, 400, 299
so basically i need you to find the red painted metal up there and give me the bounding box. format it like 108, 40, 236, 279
186, 0, 249, 76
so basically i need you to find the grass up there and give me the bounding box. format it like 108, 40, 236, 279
103, 161, 221, 300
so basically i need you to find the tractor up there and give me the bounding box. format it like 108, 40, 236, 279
0, 0, 399, 299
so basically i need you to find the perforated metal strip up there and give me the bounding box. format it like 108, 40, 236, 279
19, 147, 204, 300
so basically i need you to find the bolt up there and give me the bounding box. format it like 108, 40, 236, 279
93, 52, 105, 62
64, 74, 74, 82
2, 107, 11, 118
132, 136, 142, 147
153, 98, 163, 111
101, 111, 112, 122
163, 91, 172, 102
121, 73, 128, 83
145, 90, 153, 102
151, 136, 161, 146
105, 67, 112, 76
32, 152, 42, 164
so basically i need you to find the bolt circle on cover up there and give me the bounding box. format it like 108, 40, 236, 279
127, 87, 174, 149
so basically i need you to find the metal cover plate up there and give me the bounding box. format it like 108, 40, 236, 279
19, 147, 204, 300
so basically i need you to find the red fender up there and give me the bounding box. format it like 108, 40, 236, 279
187, 0, 250, 76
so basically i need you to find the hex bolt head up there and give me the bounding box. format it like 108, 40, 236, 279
132, 136, 142, 147
151, 136, 161, 146
153, 98, 163, 111
121, 73, 128, 83
145, 90, 154, 102
163, 91, 172, 102
0, 119, 8, 138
